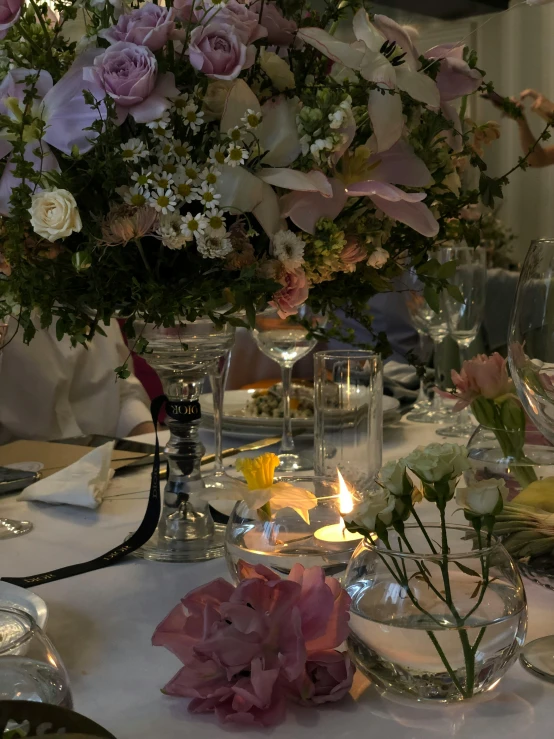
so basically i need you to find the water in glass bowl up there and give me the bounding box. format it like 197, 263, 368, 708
347, 577, 526, 702
253, 329, 317, 366
0, 656, 72, 707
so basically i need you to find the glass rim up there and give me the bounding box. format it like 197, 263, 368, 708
314, 349, 380, 360
363, 524, 501, 560
0, 606, 38, 654
273, 474, 340, 503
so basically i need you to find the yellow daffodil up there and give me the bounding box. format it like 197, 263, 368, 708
236, 453, 280, 490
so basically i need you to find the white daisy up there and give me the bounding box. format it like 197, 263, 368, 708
271, 229, 306, 270
196, 233, 233, 259
241, 108, 262, 130
181, 212, 208, 240
227, 126, 243, 143
173, 139, 193, 160
196, 181, 221, 209
120, 138, 147, 163
155, 140, 174, 160
199, 166, 220, 187
149, 187, 177, 215
158, 213, 190, 250
151, 165, 174, 191
225, 143, 248, 167
131, 169, 153, 193
173, 170, 197, 203
172, 95, 190, 114
208, 145, 227, 167
123, 185, 148, 208
147, 114, 172, 139
180, 102, 205, 133
182, 158, 201, 182
205, 208, 227, 239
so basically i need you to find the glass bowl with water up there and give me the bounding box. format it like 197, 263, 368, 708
225, 476, 362, 583
344, 525, 527, 703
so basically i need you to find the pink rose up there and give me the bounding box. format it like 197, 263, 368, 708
424, 44, 482, 102
84, 42, 179, 123
251, 1, 297, 47
204, 0, 267, 45
100, 4, 177, 52
452, 353, 514, 410
292, 650, 354, 705
173, 0, 201, 23
188, 22, 255, 80
270, 268, 309, 319
0, 0, 22, 40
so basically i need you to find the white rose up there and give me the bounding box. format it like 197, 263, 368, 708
379, 460, 406, 497
203, 80, 235, 120
405, 443, 469, 483
456, 477, 508, 516
29, 189, 82, 242
367, 247, 388, 269
348, 488, 395, 532
259, 50, 295, 92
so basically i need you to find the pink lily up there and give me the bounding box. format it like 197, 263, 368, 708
216, 80, 333, 235
0, 67, 105, 214
281, 139, 438, 238
298, 9, 440, 152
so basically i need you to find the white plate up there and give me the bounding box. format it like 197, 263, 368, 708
200, 390, 400, 438
0, 581, 48, 628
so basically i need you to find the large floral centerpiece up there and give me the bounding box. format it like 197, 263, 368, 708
0, 0, 505, 348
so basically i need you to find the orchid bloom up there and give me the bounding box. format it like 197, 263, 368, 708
0, 67, 105, 214
297, 9, 440, 153
281, 138, 439, 238
216, 80, 333, 235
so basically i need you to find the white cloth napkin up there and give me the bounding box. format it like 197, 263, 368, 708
18, 442, 115, 509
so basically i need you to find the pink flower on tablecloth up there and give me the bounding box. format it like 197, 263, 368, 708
152, 563, 353, 727
269, 267, 309, 319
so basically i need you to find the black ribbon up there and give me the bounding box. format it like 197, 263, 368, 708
0, 395, 170, 589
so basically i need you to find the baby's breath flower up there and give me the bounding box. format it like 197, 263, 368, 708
181, 212, 208, 240
241, 108, 262, 130
225, 143, 248, 167
149, 187, 177, 215
197, 181, 221, 209
120, 138, 147, 163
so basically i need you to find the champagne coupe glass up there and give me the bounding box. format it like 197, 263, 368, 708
0, 322, 33, 540
203, 349, 232, 490
252, 306, 324, 472
509, 239, 554, 679
403, 272, 450, 423
437, 246, 487, 438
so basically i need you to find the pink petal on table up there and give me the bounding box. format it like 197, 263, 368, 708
232, 658, 279, 709
288, 565, 334, 642
278, 606, 307, 681
367, 139, 432, 187
370, 192, 439, 237
306, 586, 351, 651
194, 627, 263, 674
374, 13, 418, 69
183, 578, 236, 611
260, 95, 301, 167
368, 87, 403, 152
220, 79, 260, 133
232, 578, 300, 621
163, 658, 232, 699
281, 177, 348, 234
395, 66, 440, 108
297, 27, 366, 70
258, 168, 332, 196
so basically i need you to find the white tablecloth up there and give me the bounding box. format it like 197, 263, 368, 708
1, 421, 554, 738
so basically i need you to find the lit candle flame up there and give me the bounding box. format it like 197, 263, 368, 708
337, 468, 354, 515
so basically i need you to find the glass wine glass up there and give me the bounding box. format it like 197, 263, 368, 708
252, 306, 324, 472
0, 321, 33, 540
403, 272, 450, 423
0, 607, 72, 707
509, 239, 554, 679
203, 349, 232, 490
437, 246, 487, 438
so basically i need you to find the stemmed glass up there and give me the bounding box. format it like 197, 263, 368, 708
437, 246, 487, 438
252, 306, 324, 472
403, 272, 450, 423
0, 321, 33, 540
508, 238, 554, 679
203, 349, 232, 490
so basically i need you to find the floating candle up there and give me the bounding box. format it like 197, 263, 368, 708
313, 469, 362, 546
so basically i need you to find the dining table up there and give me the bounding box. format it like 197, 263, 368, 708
1, 417, 554, 739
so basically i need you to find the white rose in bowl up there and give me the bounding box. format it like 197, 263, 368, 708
379, 459, 406, 496
349, 488, 395, 532
406, 443, 469, 483
456, 477, 508, 516
29, 189, 82, 242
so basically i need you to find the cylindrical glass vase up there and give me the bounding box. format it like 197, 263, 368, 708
345, 526, 527, 703
314, 350, 383, 494
132, 316, 235, 562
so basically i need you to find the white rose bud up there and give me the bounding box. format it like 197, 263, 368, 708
456, 477, 508, 516
348, 488, 395, 532
379, 460, 407, 497
29, 189, 82, 242
367, 246, 388, 270
259, 50, 295, 92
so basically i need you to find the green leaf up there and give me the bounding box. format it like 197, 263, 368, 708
453, 560, 481, 578
446, 283, 464, 303
115, 364, 131, 380
438, 260, 457, 279
423, 284, 440, 313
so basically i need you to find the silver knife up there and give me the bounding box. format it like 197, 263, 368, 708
201, 436, 281, 465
